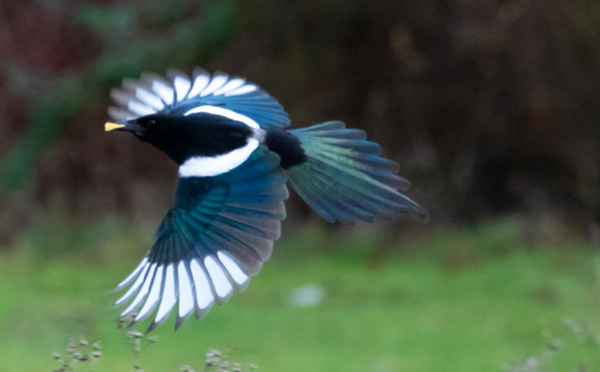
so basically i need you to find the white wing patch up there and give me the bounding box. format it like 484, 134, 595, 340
134, 87, 165, 111
116, 251, 254, 326
204, 255, 233, 300
116, 263, 150, 306
218, 251, 250, 286
179, 104, 265, 178
173, 76, 191, 101
117, 256, 148, 289
201, 74, 229, 97
187, 71, 210, 98
214, 78, 246, 96
135, 265, 163, 321
151, 81, 175, 105
108, 68, 261, 123
184, 105, 260, 129
155, 264, 177, 322
190, 259, 215, 310
177, 262, 195, 318
178, 138, 259, 178
120, 262, 157, 316
128, 101, 154, 116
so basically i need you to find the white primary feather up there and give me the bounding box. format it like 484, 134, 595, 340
155, 264, 176, 322
116, 262, 150, 305
187, 73, 211, 98
128, 101, 154, 116
204, 256, 233, 299
218, 251, 249, 286
135, 87, 165, 111
110, 70, 265, 124
117, 257, 148, 289
190, 259, 214, 309
151, 81, 174, 105
135, 265, 164, 321
200, 75, 229, 97
213, 78, 246, 96
177, 262, 195, 318
173, 76, 192, 100
121, 263, 157, 316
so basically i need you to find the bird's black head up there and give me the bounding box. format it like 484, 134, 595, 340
105, 113, 260, 164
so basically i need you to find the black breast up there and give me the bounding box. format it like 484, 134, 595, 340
265, 130, 307, 169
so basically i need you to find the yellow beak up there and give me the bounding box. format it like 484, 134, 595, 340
105, 122, 126, 132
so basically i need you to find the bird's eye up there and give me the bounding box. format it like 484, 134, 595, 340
147, 120, 157, 128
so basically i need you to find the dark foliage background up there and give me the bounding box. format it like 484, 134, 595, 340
1, 0, 599, 244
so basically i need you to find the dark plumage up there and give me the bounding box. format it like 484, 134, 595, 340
128, 113, 257, 164
105, 67, 428, 331
265, 129, 307, 169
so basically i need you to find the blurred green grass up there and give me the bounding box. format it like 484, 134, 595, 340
1, 219, 600, 371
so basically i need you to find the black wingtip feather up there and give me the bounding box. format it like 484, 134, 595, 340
146, 322, 158, 333
174, 317, 184, 331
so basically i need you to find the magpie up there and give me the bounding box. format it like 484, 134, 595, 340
105, 68, 428, 331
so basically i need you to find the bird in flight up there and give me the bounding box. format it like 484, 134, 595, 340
105, 68, 428, 331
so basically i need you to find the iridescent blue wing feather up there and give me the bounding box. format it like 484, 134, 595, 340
115, 147, 288, 330
109, 68, 290, 131
287, 121, 429, 224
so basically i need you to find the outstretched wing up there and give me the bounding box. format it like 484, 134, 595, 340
115, 147, 288, 330
109, 67, 290, 131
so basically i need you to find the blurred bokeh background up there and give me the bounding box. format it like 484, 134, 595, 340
1, 0, 600, 371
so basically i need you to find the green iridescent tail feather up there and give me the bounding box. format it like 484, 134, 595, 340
287, 121, 429, 224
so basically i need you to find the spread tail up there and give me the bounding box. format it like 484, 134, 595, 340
287, 121, 428, 223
